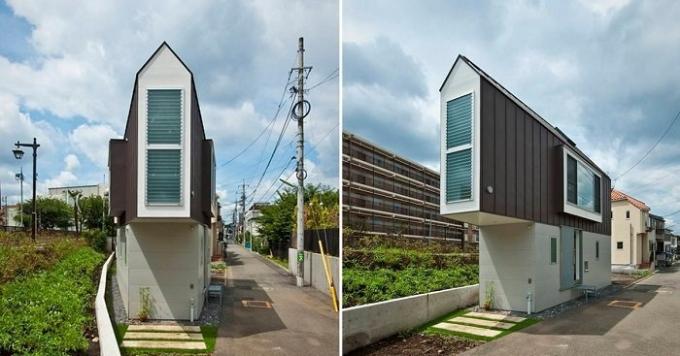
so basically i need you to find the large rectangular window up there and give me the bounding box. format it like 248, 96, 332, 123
445, 93, 473, 202
564, 149, 602, 221
146, 89, 183, 205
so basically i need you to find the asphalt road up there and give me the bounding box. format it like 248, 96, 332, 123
465, 265, 680, 355
214, 243, 339, 355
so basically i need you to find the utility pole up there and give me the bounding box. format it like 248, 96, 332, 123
293, 37, 311, 287
240, 182, 247, 248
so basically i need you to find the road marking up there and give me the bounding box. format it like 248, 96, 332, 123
466, 311, 526, 323
433, 322, 502, 337
607, 300, 642, 309
241, 300, 272, 308
449, 316, 515, 329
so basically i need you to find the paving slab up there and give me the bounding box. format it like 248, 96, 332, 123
465, 311, 526, 323
126, 325, 202, 333
433, 322, 502, 338
121, 340, 206, 350
124, 332, 204, 340
449, 316, 515, 330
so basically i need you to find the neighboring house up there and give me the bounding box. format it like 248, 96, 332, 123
245, 202, 268, 238
343, 131, 476, 243
439, 55, 611, 313
648, 214, 665, 268
48, 184, 107, 204
610, 189, 654, 271
1, 204, 22, 227
108, 42, 216, 320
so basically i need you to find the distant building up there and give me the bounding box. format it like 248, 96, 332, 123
245, 202, 269, 238
1, 204, 22, 227
48, 184, 107, 204
343, 131, 475, 243
611, 189, 654, 271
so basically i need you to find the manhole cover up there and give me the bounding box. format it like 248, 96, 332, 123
241, 300, 272, 309
608, 300, 642, 309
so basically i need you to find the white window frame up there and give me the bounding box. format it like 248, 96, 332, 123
445, 91, 474, 203
562, 146, 602, 222
145, 88, 184, 206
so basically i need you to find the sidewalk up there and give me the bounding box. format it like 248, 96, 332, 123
214, 243, 338, 355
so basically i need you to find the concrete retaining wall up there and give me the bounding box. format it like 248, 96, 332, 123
288, 248, 339, 296
96, 252, 121, 356
342, 284, 479, 353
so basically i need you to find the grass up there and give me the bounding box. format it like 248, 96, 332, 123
419, 308, 541, 342
633, 269, 652, 279
267, 256, 289, 270
117, 325, 218, 355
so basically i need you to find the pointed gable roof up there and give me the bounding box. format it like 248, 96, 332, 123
611, 189, 650, 211
439, 54, 608, 178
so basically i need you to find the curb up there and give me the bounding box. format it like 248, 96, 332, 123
252, 250, 291, 274
623, 270, 657, 289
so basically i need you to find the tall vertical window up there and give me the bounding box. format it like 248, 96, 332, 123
445, 93, 473, 202
550, 237, 557, 264
146, 89, 182, 204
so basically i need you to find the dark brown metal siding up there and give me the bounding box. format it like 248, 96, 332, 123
109, 139, 127, 220
190, 83, 209, 225
479, 78, 611, 235
201, 140, 214, 223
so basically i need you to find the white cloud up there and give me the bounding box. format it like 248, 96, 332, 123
69, 124, 119, 167
64, 154, 79, 171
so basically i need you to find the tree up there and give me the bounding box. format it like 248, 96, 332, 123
79, 195, 114, 235
14, 197, 72, 230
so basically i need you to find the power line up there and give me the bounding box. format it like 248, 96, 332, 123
613, 108, 680, 183
307, 68, 339, 91
219, 75, 295, 167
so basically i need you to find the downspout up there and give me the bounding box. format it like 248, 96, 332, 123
526, 291, 532, 315
190, 298, 195, 322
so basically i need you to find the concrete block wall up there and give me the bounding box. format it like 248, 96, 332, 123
343, 284, 479, 353
288, 248, 340, 296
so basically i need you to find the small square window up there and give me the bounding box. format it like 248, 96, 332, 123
626, 211, 630, 219
617, 241, 624, 249
550, 237, 557, 264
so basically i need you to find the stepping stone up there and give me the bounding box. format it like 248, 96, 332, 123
466, 311, 526, 323
433, 322, 502, 338
127, 325, 202, 333
122, 340, 206, 350
124, 332, 204, 340
449, 316, 515, 330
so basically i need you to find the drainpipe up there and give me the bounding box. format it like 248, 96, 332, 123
526, 291, 532, 315
190, 298, 195, 322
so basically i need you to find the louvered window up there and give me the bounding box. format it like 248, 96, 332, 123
445, 93, 473, 202
146, 89, 183, 205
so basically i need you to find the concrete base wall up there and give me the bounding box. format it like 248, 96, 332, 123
288, 248, 339, 296
117, 221, 210, 320
342, 284, 479, 353
480, 222, 611, 313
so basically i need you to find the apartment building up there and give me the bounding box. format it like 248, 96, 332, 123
343, 132, 475, 243
48, 184, 107, 204
439, 55, 611, 313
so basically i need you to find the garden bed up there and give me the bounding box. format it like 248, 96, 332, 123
343, 247, 478, 307
0, 245, 104, 354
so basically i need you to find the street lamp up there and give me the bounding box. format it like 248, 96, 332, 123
13, 138, 40, 242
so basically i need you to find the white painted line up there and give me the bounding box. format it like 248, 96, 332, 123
433, 322, 502, 338
466, 311, 526, 323
449, 316, 515, 330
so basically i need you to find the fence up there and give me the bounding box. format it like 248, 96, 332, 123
290, 228, 339, 257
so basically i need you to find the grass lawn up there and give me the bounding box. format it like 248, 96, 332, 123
419, 308, 541, 342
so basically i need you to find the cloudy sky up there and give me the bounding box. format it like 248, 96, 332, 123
0, 0, 339, 216
344, 0, 680, 225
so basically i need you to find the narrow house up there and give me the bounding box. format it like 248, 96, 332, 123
109, 42, 217, 320
439, 55, 611, 313
610, 189, 654, 271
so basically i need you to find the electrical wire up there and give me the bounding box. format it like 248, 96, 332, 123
307, 68, 339, 91
613, 108, 680, 183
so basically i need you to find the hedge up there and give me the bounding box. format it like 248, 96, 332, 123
343, 247, 478, 270
0, 247, 104, 355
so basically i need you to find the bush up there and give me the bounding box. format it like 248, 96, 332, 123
343, 247, 478, 270
343, 265, 479, 307
0, 246, 105, 355
83, 229, 107, 253
0, 236, 86, 285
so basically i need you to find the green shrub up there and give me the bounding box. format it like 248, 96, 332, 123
0, 246, 104, 355
83, 229, 107, 253
343, 247, 478, 270
0, 237, 85, 285
343, 265, 479, 307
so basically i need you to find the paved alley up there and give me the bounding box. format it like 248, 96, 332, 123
465, 265, 680, 355
214, 243, 338, 355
